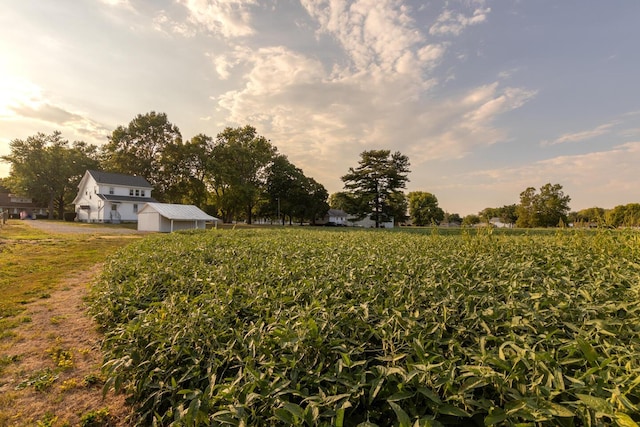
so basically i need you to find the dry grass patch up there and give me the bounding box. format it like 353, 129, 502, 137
0, 266, 132, 426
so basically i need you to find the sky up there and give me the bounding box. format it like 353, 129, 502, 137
1, 0, 639, 216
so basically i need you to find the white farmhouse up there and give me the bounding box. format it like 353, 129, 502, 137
72, 170, 156, 223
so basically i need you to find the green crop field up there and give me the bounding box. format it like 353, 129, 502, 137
90, 227, 640, 426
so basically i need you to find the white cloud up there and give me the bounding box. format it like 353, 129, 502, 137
457, 142, 640, 211
153, 10, 197, 37
543, 121, 618, 146
177, 0, 257, 38
301, 0, 441, 76
98, 0, 136, 13
206, 1, 532, 192
429, 5, 491, 36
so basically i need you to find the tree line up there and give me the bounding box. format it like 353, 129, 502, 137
1, 112, 328, 224
2, 111, 638, 227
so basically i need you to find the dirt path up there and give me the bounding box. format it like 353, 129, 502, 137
21, 220, 141, 235
0, 265, 132, 426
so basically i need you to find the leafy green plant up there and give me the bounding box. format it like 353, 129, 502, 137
35, 412, 58, 427
16, 368, 58, 392
91, 228, 640, 426
79, 407, 111, 427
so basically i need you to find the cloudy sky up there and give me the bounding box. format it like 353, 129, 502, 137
1, 1, 638, 215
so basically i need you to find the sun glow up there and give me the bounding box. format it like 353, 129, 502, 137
0, 65, 43, 119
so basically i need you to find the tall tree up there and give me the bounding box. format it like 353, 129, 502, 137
161, 134, 213, 206
479, 204, 518, 226
264, 155, 329, 225
341, 150, 410, 228
302, 177, 330, 225
328, 192, 354, 212
1, 132, 99, 219
209, 126, 277, 224
101, 111, 182, 200
606, 203, 640, 227
408, 191, 444, 226
516, 183, 571, 227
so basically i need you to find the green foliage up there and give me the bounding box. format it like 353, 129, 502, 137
101, 111, 182, 201
606, 203, 640, 228
92, 228, 640, 426
408, 191, 444, 226
341, 150, 410, 227
36, 412, 58, 427
16, 368, 58, 392
264, 154, 329, 225
79, 407, 111, 427
1, 131, 99, 218
208, 125, 278, 224
516, 183, 571, 228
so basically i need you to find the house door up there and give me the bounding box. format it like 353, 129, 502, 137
110, 204, 121, 223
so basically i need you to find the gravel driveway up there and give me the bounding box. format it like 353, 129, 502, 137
22, 220, 142, 235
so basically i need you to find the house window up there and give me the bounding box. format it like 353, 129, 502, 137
135, 189, 140, 196
109, 187, 114, 195
141, 190, 145, 197
133, 204, 138, 213
129, 189, 134, 196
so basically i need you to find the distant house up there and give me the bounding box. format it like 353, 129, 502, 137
350, 214, 394, 229
0, 191, 47, 219
321, 209, 394, 228
137, 203, 219, 232
489, 217, 513, 228
324, 209, 349, 226
72, 170, 156, 223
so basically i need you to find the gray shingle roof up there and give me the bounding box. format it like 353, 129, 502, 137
88, 170, 152, 188
97, 194, 157, 203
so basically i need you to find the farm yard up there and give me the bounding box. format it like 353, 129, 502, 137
88, 227, 640, 426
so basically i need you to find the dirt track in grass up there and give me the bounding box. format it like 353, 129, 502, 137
0, 264, 133, 426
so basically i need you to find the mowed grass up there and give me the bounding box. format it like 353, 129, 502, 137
0, 220, 136, 335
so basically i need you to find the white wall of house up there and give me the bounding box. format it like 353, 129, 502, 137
137, 203, 216, 232
73, 171, 153, 222
138, 212, 208, 232
348, 215, 394, 228
138, 210, 163, 231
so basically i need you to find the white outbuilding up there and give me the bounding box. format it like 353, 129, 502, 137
137, 203, 219, 232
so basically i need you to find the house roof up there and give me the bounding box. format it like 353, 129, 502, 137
87, 170, 152, 188
139, 203, 218, 221
97, 194, 157, 203
0, 192, 47, 209
327, 209, 348, 217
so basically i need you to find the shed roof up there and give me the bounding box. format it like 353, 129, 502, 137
139, 203, 218, 221
87, 170, 152, 188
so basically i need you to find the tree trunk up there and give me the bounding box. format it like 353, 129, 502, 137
246, 204, 252, 224
48, 192, 55, 220
57, 194, 65, 220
